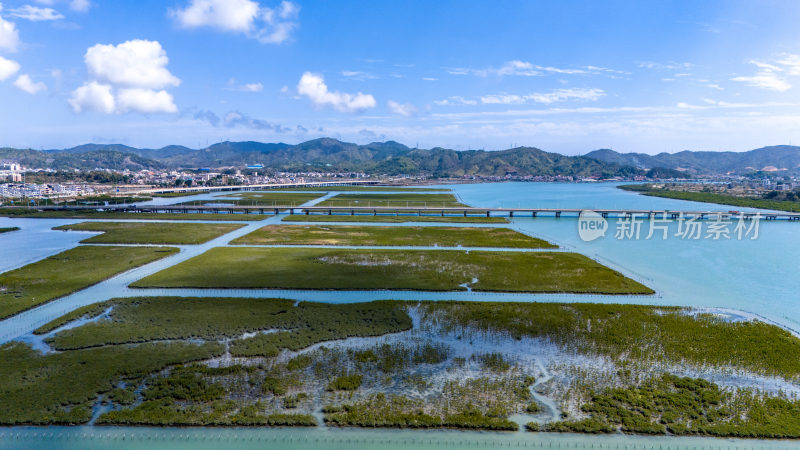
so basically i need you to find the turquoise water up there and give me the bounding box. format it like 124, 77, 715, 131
449, 182, 800, 333
1, 182, 800, 448
1, 426, 799, 449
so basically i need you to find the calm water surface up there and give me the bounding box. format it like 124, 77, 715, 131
448, 182, 800, 333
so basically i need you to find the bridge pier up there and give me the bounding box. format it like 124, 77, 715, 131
486, 211, 490, 217
305, 210, 309, 215
555, 211, 561, 218
274, 208, 279, 215
602, 212, 608, 218
532, 211, 537, 218
351, 209, 354, 216
328, 209, 332, 215
463, 211, 467, 217
509, 211, 514, 218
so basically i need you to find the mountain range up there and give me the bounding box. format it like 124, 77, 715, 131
2, 139, 800, 177
586, 145, 800, 175
0, 139, 638, 178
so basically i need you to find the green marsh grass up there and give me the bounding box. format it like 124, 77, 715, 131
232, 225, 554, 248
282, 214, 509, 223
42, 297, 412, 353
317, 193, 467, 208
55, 221, 244, 244
532, 374, 800, 438
271, 186, 449, 192
422, 302, 800, 379
181, 192, 323, 206
0, 208, 267, 221
132, 247, 652, 294
0, 341, 223, 424
0, 246, 178, 320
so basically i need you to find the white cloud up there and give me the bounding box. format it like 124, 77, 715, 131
446, 61, 626, 78
729, 56, 800, 92
240, 82, 263, 92
33, 0, 90, 12
69, 0, 89, 12
225, 78, 264, 92
422, 77, 438, 81
341, 70, 377, 81
172, 0, 258, 32
731, 71, 791, 92
296, 72, 376, 113
71, 40, 180, 114
776, 54, 800, 76
434, 96, 477, 106
8, 5, 63, 21
387, 100, 416, 117
69, 81, 115, 113
0, 55, 20, 80
171, 0, 299, 44
85, 39, 180, 89
13, 73, 46, 93
480, 88, 606, 105
638, 61, 693, 70
116, 88, 178, 113
448, 60, 540, 77
0, 9, 21, 52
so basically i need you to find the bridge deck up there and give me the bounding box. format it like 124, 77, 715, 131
15, 205, 800, 220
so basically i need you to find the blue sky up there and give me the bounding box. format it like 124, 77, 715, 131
2, 0, 800, 154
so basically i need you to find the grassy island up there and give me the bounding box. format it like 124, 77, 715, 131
231, 225, 554, 248
317, 193, 467, 208
420, 302, 800, 379
0, 341, 223, 424
0, 226, 20, 233
282, 214, 508, 223
272, 186, 450, 192
39, 297, 412, 353
131, 247, 653, 294
0, 208, 267, 221
528, 374, 800, 439
54, 221, 244, 244
179, 192, 323, 206
4, 299, 800, 433
0, 246, 178, 320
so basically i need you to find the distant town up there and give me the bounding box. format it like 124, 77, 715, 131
1, 153, 799, 202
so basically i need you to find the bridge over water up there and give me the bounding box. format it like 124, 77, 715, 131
20, 205, 800, 221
